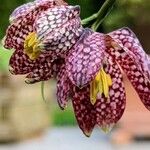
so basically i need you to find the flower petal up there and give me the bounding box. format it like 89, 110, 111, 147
9, 2, 36, 23
105, 36, 150, 111
66, 29, 106, 87
117, 54, 150, 110
95, 56, 126, 130
109, 27, 150, 80
4, 1, 55, 50
25, 57, 64, 84
34, 5, 83, 55
9, 50, 34, 74
36, 0, 68, 7
35, 0, 67, 5
9, 49, 59, 76
10, 0, 59, 23
72, 86, 96, 137
56, 65, 72, 109
34, 5, 80, 37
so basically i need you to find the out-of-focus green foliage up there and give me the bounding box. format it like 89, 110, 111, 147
51, 104, 76, 126
66, 0, 105, 19
0, 47, 12, 72
103, 0, 150, 32
103, 0, 150, 53
119, 0, 150, 24
0, 0, 26, 39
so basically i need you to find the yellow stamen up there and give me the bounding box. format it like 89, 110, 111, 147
107, 74, 112, 86
90, 81, 98, 105
101, 68, 109, 98
111, 41, 121, 49
24, 32, 41, 60
101, 124, 114, 133
90, 68, 112, 105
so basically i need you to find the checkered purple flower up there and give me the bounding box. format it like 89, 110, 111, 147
3, 0, 71, 83
56, 27, 150, 136
3, 1, 150, 137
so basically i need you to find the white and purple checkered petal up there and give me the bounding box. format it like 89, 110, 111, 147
72, 86, 96, 137
9, 0, 56, 23
56, 65, 72, 109
109, 27, 150, 80
34, 7, 64, 39
25, 57, 64, 84
36, 0, 67, 5
95, 56, 126, 130
117, 54, 150, 111
34, 5, 83, 55
35, 0, 50, 2
66, 30, 106, 87
37, 18, 83, 55
35, 0, 67, 9
4, 19, 33, 50
34, 5, 81, 39
35, 0, 59, 3
105, 36, 150, 111
4, 1, 55, 50
9, 50, 34, 75
9, 2, 36, 23
35, 0, 53, 3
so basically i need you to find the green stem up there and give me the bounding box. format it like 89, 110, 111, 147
91, 0, 116, 31
81, 13, 98, 25
41, 81, 46, 102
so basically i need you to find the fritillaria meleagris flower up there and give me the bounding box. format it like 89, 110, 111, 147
58, 27, 150, 136
3, 0, 83, 83
3, 2, 150, 137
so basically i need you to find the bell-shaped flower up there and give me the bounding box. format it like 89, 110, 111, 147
56, 27, 150, 136
3, 3, 150, 137
3, 1, 84, 83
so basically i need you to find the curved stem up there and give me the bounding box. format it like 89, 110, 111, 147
81, 13, 98, 25
91, 0, 116, 31
41, 81, 46, 102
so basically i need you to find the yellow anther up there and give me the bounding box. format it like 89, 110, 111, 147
107, 74, 112, 86
101, 124, 113, 133
101, 68, 109, 98
90, 80, 98, 105
24, 32, 41, 60
90, 67, 112, 105
111, 41, 122, 50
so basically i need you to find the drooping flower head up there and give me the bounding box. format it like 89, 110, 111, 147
4, 0, 83, 83
3, 1, 150, 137
61, 27, 150, 136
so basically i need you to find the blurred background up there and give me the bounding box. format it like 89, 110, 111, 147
0, 0, 150, 150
